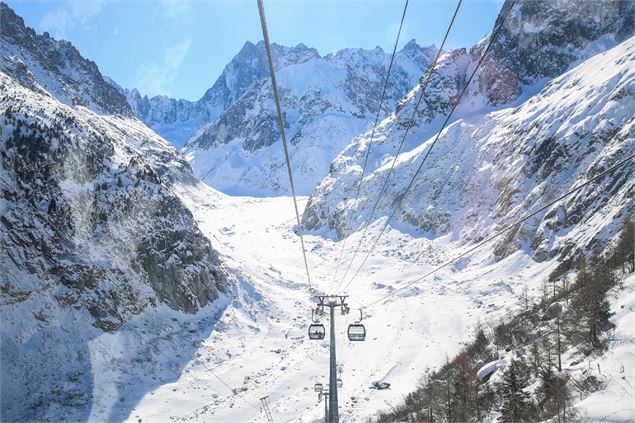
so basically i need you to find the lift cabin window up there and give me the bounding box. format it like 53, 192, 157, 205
347, 323, 366, 341
308, 323, 325, 340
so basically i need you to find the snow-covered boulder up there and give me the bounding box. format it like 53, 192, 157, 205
543, 302, 564, 320
477, 359, 502, 381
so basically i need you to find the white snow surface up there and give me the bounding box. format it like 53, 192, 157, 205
113, 181, 558, 422
109, 181, 635, 422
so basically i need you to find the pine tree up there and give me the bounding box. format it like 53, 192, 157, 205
610, 220, 634, 273
498, 361, 533, 422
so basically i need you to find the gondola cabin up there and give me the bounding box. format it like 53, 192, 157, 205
347, 323, 366, 341
308, 323, 326, 340
314, 382, 323, 392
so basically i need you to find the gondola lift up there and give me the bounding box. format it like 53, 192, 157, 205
308, 309, 325, 340
347, 309, 366, 341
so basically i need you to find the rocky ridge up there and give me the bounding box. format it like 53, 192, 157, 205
182, 40, 439, 195
0, 3, 228, 420
301, 0, 635, 268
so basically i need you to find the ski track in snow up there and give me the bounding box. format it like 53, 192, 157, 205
122, 182, 559, 422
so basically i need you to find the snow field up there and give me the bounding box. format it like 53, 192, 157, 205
116, 182, 567, 422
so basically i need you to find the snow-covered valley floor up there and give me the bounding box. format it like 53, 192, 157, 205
105, 182, 630, 422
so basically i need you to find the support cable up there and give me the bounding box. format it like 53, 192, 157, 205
328, 0, 410, 294
338, 0, 515, 294
362, 152, 635, 309
257, 0, 312, 290
335, 0, 464, 293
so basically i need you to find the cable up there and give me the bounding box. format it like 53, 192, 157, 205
335, 0, 464, 293
362, 151, 635, 309
327, 0, 410, 294
338, 0, 515, 294
256, 4, 319, 416
257, 0, 313, 291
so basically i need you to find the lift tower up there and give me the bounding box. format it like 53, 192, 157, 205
309, 295, 349, 422
260, 396, 273, 423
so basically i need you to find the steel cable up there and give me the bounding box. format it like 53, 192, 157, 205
338, 0, 516, 294
335, 0, 464, 293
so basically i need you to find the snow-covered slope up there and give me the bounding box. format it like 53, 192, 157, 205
124, 182, 626, 422
182, 41, 438, 196
303, 2, 635, 269
0, 4, 228, 420
574, 272, 635, 421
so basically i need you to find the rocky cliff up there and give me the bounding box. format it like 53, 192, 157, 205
0, 3, 228, 420
302, 0, 635, 264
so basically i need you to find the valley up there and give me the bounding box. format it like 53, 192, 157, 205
118, 182, 556, 422
1, 0, 634, 421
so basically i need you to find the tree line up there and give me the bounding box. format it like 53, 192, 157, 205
374, 219, 634, 422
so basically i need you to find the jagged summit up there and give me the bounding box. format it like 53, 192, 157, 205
181, 39, 437, 196
120, 38, 437, 153
118, 39, 322, 148
0, 2, 132, 116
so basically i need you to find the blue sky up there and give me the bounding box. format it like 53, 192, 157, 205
7, 0, 504, 101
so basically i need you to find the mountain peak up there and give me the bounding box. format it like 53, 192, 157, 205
0, 2, 132, 116
403, 38, 418, 48
399, 39, 438, 67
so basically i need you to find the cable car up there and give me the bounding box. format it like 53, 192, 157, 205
347, 308, 366, 341
337, 378, 343, 388
314, 382, 323, 392
347, 323, 366, 341
308, 323, 325, 340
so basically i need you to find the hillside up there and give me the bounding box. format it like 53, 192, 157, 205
302, 1, 635, 269
375, 229, 635, 422
0, 3, 228, 420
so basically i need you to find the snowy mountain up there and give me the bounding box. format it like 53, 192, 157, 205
181, 40, 438, 196
0, 3, 227, 420
121, 41, 322, 148
2, 0, 634, 421
302, 0, 635, 267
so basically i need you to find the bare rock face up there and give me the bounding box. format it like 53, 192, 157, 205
479, 56, 520, 105
490, 0, 635, 84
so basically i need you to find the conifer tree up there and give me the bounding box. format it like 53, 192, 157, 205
498, 361, 533, 422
